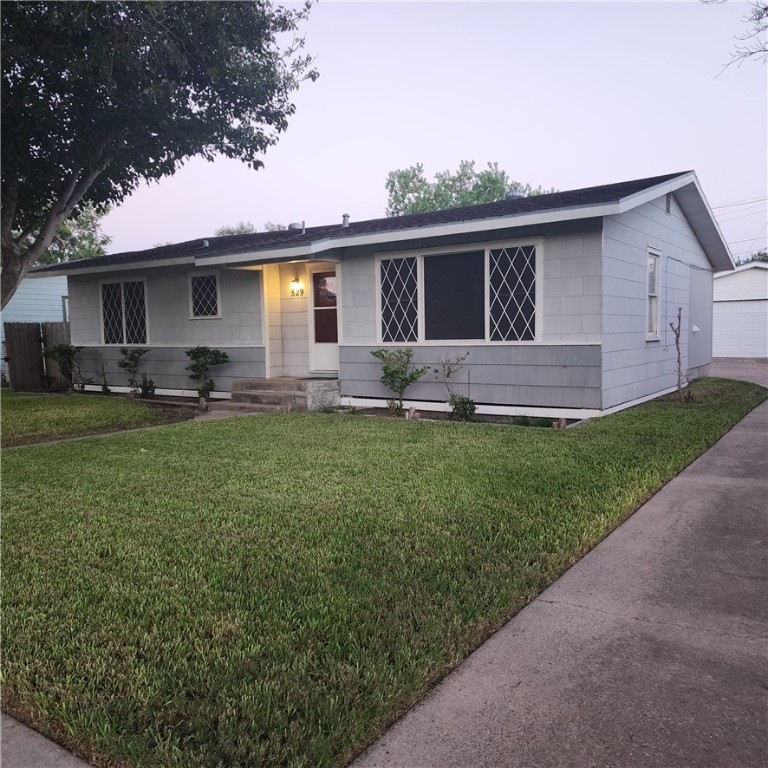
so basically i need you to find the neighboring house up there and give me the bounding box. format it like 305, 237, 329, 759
1, 275, 69, 377
33, 171, 732, 418
712, 262, 768, 360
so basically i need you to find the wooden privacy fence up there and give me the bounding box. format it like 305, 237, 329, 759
3, 321, 71, 391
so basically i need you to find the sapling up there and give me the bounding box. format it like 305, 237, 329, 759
370, 348, 429, 416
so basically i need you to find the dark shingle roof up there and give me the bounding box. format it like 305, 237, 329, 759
34, 171, 691, 273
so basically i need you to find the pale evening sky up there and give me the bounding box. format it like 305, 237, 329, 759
102, 0, 768, 263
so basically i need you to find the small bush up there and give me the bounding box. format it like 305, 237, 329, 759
449, 394, 476, 420
370, 348, 428, 414
185, 346, 229, 399
117, 348, 150, 395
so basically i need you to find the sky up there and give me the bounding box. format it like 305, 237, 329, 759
102, 0, 768, 263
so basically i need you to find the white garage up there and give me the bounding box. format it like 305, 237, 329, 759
713, 262, 768, 359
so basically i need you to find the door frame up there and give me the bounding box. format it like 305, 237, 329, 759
308, 264, 340, 374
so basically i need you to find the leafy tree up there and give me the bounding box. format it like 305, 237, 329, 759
735, 249, 768, 266
264, 221, 288, 231
385, 161, 554, 217
1, 1, 317, 308
215, 221, 257, 236
37, 201, 111, 265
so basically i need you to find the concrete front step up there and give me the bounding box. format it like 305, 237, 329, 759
207, 401, 289, 414
231, 378, 338, 393
229, 378, 341, 412
231, 390, 303, 408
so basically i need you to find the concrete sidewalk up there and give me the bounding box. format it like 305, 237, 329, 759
3, 365, 766, 768
354, 376, 768, 767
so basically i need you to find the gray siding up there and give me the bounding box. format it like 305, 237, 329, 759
78, 346, 265, 393
602, 196, 712, 409
340, 344, 601, 409
688, 265, 713, 369
339, 224, 603, 346
68, 265, 265, 392
69, 265, 263, 347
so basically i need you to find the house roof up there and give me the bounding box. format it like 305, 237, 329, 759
714, 261, 768, 278
33, 170, 734, 275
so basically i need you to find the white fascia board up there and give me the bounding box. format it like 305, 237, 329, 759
32, 256, 195, 277
614, 172, 697, 213
308, 203, 620, 256
194, 245, 312, 267
714, 261, 768, 278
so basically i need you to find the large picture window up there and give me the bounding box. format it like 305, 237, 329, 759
379, 244, 539, 344
424, 251, 485, 340
101, 280, 147, 344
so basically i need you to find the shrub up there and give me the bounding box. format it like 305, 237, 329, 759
370, 348, 429, 414
449, 393, 476, 420
117, 348, 150, 395
44, 343, 87, 391
185, 346, 229, 399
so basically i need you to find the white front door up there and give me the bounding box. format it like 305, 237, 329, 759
308, 268, 338, 373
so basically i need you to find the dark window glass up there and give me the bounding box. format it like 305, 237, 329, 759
489, 246, 536, 341
313, 272, 337, 308
102, 283, 124, 344
123, 281, 147, 344
424, 251, 484, 340
380, 257, 418, 342
102, 281, 146, 344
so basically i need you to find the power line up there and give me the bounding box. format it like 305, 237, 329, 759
711, 196, 768, 209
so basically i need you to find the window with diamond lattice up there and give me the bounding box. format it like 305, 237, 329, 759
190, 274, 219, 317
489, 246, 536, 341
380, 257, 418, 342
101, 281, 147, 344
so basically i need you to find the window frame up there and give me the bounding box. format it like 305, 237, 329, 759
98, 277, 149, 346
188, 271, 222, 320
374, 238, 543, 345
646, 248, 661, 342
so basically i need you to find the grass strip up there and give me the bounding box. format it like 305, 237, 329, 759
1, 392, 192, 447
1, 378, 765, 767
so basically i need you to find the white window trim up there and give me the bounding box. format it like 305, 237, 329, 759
98, 276, 150, 345
374, 237, 544, 345
646, 247, 661, 342
188, 271, 222, 319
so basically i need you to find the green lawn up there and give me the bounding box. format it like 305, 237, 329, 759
2, 378, 765, 768
1, 391, 192, 446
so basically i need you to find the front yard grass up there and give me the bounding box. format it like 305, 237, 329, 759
2, 378, 765, 767
1, 391, 193, 446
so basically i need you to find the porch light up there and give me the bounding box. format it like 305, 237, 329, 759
290, 277, 304, 297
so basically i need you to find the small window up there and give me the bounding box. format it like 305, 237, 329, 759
380, 257, 418, 342
647, 250, 660, 340
101, 280, 147, 344
189, 273, 220, 318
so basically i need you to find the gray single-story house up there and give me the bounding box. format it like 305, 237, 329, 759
33, 171, 733, 418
